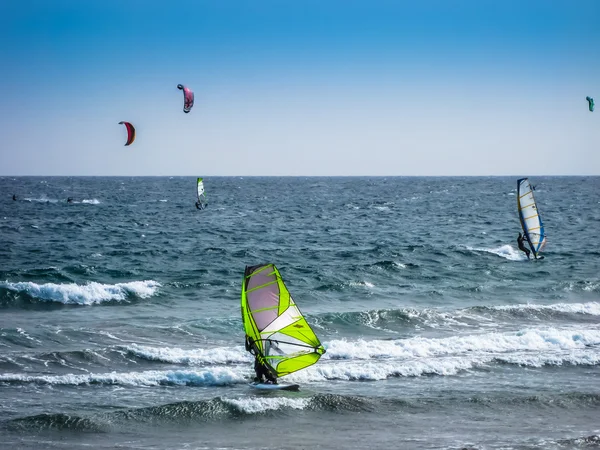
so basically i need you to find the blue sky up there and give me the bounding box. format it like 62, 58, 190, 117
1, 0, 599, 175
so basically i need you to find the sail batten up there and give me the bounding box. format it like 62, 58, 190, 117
517, 178, 546, 258
242, 264, 325, 378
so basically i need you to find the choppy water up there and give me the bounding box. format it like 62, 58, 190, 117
1, 176, 599, 450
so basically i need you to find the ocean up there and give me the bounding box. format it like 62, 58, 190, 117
1, 176, 599, 450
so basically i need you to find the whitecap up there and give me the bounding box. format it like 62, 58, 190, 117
0, 280, 161, 305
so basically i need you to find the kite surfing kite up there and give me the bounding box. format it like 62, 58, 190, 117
586, 96, 594, 112
118, 121, 136, 146
177, 84, 194, 113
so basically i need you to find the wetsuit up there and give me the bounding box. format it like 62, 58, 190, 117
517, 234, 531, 259
245, 336, 277, 384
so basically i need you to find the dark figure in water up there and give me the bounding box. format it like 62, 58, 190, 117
245, 336, 277, 384
195, 201, 207, 210
517, 232, 531, 260
12, 194, 16, 201
67, 197, 73, 203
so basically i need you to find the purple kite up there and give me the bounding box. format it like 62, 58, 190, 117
177, 84, 194, 113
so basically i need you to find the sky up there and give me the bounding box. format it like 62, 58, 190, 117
0, 0, 599, 176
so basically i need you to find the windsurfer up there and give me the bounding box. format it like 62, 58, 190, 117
245, 336, 277, 384
12, 194, 16, 201
67, 197, 73, 204
517, 233, 530, 259
195, 201, 204, 210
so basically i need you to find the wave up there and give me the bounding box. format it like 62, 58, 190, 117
551, 280, 600, 293
3, 326, 599, 386
7, 393, 370, 432
467, 244, 526, 261
322, 327, 600, 362
482, 301, 600, 317
0, 367, 247, 387
555, 435, 600, 447
9, 413, 106, 432
367, 260, 417, 271
80, 199, 100, 204
22, 197, 58, 203
1, 343, 251, 372
121, 343, 249, 366
0, 280, 160, 305
313, 301, 600, 334
9, 392, 600, 433
291, 351, 600, 382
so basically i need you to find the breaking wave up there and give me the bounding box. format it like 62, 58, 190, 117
0, 280, 160, 305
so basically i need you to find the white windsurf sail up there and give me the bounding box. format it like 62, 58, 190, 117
517, 178, 546, 258
196, 177, 206, 207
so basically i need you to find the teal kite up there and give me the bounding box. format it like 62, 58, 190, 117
586, 96, 594, 112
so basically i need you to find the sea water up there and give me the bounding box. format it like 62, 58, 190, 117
1, 176, 599, 449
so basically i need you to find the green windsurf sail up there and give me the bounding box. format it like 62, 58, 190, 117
241, 264, 325, 378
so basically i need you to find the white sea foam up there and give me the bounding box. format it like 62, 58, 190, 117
491, 302, 600, 316
3, 327, 599, 386
0, 367, 246, 387
323, 327, 600, 361
289, 348, 600, 383
558, 281, 600, 293
123, 343, 249, 365
349, 281, 375, 288
0, 280, 160, 305
81, 199, 100, 204
289, 356, 482, 382
468, 244, 526, 261
223, 397, 310, 414
24, 197, 58, 203
16, 328, 42, 344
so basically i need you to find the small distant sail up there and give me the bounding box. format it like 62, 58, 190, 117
241, 264, 326, 378
196, 177, 207, 209
586, 96, 594, 112
517, 178, 546, 258
118, 121, 136, 146
177, 84, 194, 113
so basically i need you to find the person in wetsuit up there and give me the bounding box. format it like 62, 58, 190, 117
67, 197, 73, 204
195, 201, 204, 210
517, 232, 531, 260
245, 335, 277, 384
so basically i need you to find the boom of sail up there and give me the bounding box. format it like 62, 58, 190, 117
517, 178, 546, 258
241, 264, 325, 378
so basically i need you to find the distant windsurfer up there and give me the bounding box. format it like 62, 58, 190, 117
195, 201, 204, 210
517, 232, 531, 260
245, 335, 277, 384
67, 197, 73, 203
12, 194, 16, 201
